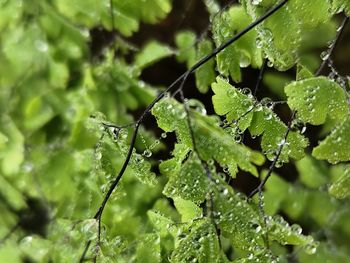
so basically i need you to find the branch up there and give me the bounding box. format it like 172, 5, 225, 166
315, 16, 349, 76
248, 111, 295, 198
253, 59, 268, 96
80, 0, 290, 260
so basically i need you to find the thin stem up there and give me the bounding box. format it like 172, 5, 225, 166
80, 0, 290, 260
79, 240, 92, 263
248, 111, 295, 198
253, 59, 268, 96
315, 16, 349, 76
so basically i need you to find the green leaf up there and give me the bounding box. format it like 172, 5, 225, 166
163, 153, 208, 204
0, 116, 24, 175
170, 219, 220, 263
329, 168, 350, 199
312, 117, 350, 164
152, 98, 192, 146
195, 39, 216, 93
212, 12, 241, 81
296, 64, 314, 80
242, 1, 301, 70
212, 6, 262, 82
263, 171, 289, 215
267, 215, 315, 246
211, 76, 254, 130
332, 0, 350, 16
115, 131, 157, 186
134, 41, 174, 70
148, 210, 178, 238
228, 6, 262, 68
136, 233, 161, 263
295, 156, 328, 188
249, 107, 308, 163
285, 77, 348, 125
213, 183, 265, 250
173, 197, 202, 222
212, 77, 308, 164
175, 31, 196, 68
288, 0, 331, 29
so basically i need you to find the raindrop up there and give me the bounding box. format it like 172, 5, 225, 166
95, 151, 102, 160
320, 51, 330, 61
227, 88, 237, 98
267, 60, 274, 67
142, 149, 152, 158
291, 224, 302, 235
301, 126, 307, 134
252, 0, 262, 5
304, 243, 317, 255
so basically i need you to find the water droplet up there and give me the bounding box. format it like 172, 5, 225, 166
227, 88, 237, 98
240, 53, 251, 68
95, 151, 102, 160
161, 132, 167, 139
291, 224, 302, 235
234, 134, 242, 143
142, 149, 152, 158
320, 51, 330, 61
267, 60, 274, 67
304, 243, 317, 255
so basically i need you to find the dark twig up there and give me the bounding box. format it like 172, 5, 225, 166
249, 111, 295, 198
79, 0, 290, 260
315, 16, 349, 76
253, 59, 268, 96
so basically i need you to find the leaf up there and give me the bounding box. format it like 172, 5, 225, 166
211, 77, 308, 163
228, 6, 262, 68
242, 0, 302, 70
170, 219, 220, 263
134, 41, 174, 70
195, 39, 216, 93
175, 31, 196, 68
263, 171, 289, 215
288, 0, 331, 29
329, 168, 350, 199
212, 183, 265, 251
163, 153, 208, 204
249, 107, 308, 163
136, 233, 161, 263
312, 117, 350, 164
115, 131, 157, 186
119, 0, 172, 24
173, 197, 202, 222
267, 215, 315, 246
332, 0, 350, 16
212, 6, 262, 82
295, 156, 328, 188
212, 11, 241, 82
147, 210, 178, 238
285, 77, 348, 125
0, 116, 24, 175
211, 77, 254, 130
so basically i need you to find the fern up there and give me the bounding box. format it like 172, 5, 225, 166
0, 0, 350, 262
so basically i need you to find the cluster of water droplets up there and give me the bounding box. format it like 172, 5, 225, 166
304, 85, 320, 115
